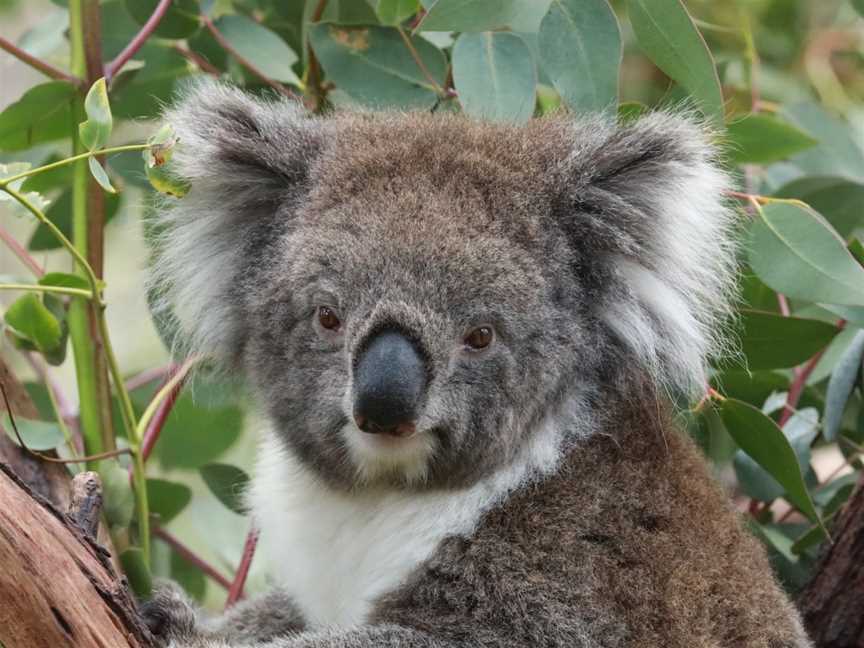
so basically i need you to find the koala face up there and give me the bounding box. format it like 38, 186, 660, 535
153, 82, 734, 492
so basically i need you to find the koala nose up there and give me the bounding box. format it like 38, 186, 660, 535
352, 329, 426, 436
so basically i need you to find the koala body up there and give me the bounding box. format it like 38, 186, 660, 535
146, 81, 811, 647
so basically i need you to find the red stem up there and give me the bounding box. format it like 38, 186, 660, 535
202, 16, 297, 99
777, 320, 846, 428
225, 526, 259, 608
154, 527, 232, 590
140, 367, 189, 464
125, 363, 176, 393
0, 35, 83, 87
104, 0, 172, 82
0, 225, 44, 277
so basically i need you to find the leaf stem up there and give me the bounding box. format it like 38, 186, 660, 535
0, 226, 44, 277
0, 144, 151, 188
0, 35, 84, 87
397, 27, 444, 95
201, 15, 301, 98
225, 527, 259, 608
154, 527, 233, 590
104, 0, 172, 82
0, 283, 94, 299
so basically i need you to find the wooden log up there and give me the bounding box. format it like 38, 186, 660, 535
798, 475, 864, 647
0, 462, 153, 648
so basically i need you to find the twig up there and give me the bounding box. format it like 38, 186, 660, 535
225, 527, 259, 608
125, 363, 176, 393
153, 527, 232, 591
0, 225, 44, 277
139, 361, 192, 464
104, 0, 172, 82
396, 27, 444, 95
777, 320, 846, 428
172, 45, 221, 77
202, 15, 298, 100
0, 35, 83, 87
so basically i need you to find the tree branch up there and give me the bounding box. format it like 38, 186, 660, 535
0, 35, 83, 87
202, 16, 298, 100
104, 0, 172, 82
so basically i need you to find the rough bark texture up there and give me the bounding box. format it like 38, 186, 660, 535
0, 356, 72, 508
0, 462, 152, 648
798, 475, 864, 648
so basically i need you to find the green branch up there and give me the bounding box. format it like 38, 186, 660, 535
0, 283, 94, 299
0, 144, 151, 188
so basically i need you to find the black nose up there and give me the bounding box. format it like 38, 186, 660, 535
353, 329, 426, 436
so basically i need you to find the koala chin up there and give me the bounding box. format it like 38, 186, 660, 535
144, 80, 812, 647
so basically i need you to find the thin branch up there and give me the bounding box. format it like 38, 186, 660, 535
0, 35, 84, 87
154, 527, 232, 591
1, 381, 131, 464
139, 360, 193, 464
172, 45, 221, 77
0, 225, 44, 277
202, 16, 298, 100
125, 363, 176, 393
104, 0, 172, 82
778, 320, 846, 428
397, 27, 444, 95
0, 283, 94, 299
0, 143, 151, 188
225, 527, 259, 608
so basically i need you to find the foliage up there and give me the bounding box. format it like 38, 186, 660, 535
0, 0, 863, 606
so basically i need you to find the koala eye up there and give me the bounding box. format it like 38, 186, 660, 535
317, 305, 341, 331
464, 326, 494, 351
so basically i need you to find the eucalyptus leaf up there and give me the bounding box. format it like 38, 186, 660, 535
417, 0, 551, 32
748, 202, 864, 306
1, 414, 64, 451
4, 293, 63, 353
726, 114, 817, 164
720, 399, 822, 526
88, 157, 116, 194
215, 15, 301, 86
626, 0, 723, 122
774, 177, 864, 239
0, 82, 75, 152
124, 0, 200, 39
823, 330, 864, 442
200, 463, 250, 515
538, 0, 620, 114
736, 309, 840, 370
452, 32, 536, 123
147, 478, 193, 524
79, 78, 113, 151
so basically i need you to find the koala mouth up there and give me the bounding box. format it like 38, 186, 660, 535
354, 417, 417, 439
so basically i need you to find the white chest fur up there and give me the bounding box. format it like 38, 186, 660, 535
246, 426, 563, 629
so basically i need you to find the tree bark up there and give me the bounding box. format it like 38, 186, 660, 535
798, 474, 864, 647
0, 463, 152, 648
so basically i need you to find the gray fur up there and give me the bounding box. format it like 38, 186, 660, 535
145, 80, 809, 647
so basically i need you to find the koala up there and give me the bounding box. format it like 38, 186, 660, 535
144, 79, 812, 648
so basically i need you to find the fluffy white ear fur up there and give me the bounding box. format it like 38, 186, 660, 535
148, 80, 321, 363
585, 113, 737, 395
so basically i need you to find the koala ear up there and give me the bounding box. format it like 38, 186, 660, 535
556, 112, 737, 394
149, 80, 323, 363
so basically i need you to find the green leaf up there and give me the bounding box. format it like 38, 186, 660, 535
38, 272, 91, 291
0, 82, 76, 152
309, 24, 446, 110
726, 114, 817, 165
79, 78, 113, 151
854, 0, 864, 17
156, 388, 242, 470
101, 462, 135, 530
748, 202, 864, 306
88, 157, 116, 194
626, 0, 723, 122
373, 0, 420, 24
110, 44, 191, 120
782, 103, 864, 183
1, 414, 64, 451
823, 330, 864, 442
147, 478, 192, 524
736, 309, 840, 370
200, 463, 250, 515
4, 293, 62, 353
120, 548, 152, 598
417, 0, 551, 32
215, 14, 301, 86
720, 398, 822, 526
774, 177, 864, 240
124, 0, 200, 39
538, 0, 620, 114
452, 32, 536, 123
170, 548, 207, 601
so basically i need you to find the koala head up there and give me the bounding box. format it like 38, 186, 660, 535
151, 81, 735, 491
